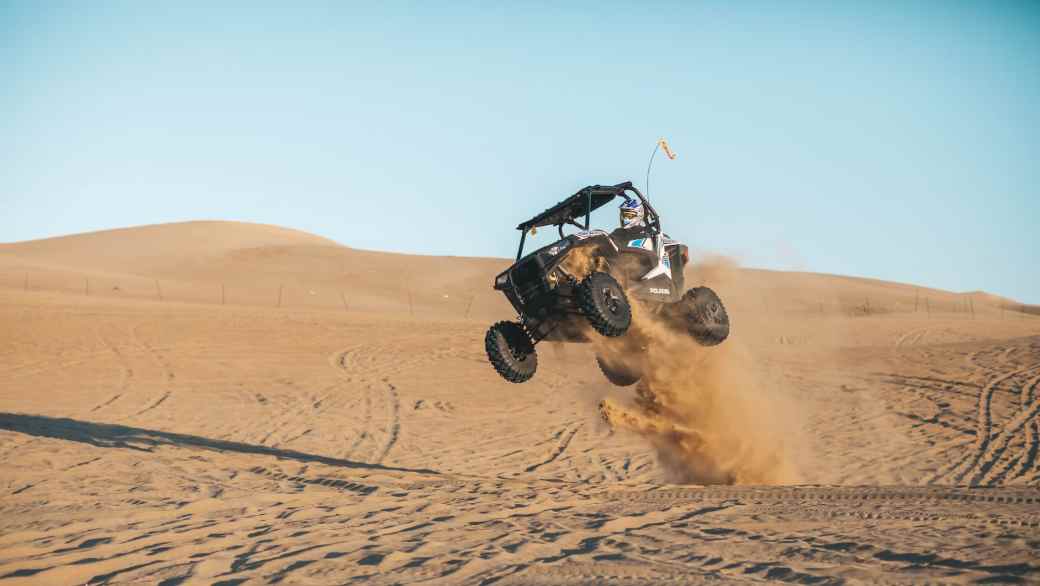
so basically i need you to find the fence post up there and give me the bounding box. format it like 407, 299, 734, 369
340, 291, 349, 311
969, 297, 975, 319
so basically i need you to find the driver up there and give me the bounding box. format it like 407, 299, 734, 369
618, 197, 647, 230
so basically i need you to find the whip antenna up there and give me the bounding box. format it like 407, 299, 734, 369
644, 137, 677, 199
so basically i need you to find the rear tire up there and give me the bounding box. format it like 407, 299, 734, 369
676, 286, 730, 346
485, 321, 538, 383
596, 354, 641, 387
577, 272, 631, 337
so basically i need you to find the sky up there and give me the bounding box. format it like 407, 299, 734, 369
2, 1, 1038, 302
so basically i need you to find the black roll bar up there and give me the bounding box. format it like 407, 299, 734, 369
515, 181, 661, 261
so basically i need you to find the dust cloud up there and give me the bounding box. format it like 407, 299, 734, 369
594, 256, 807, 485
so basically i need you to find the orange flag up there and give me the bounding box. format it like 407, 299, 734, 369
658, 138, 677, 160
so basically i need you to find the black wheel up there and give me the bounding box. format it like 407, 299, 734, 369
576, 272, 631, 337
595, 354, 641, 387
676, 286, 730, 346
485, 321, 538, 383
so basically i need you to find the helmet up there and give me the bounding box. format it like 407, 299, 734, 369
619, 198, 645, 228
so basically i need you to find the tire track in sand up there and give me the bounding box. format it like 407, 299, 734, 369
329, 348, 400, 464
90, 328, 133, 414
523, 424, 583, 473
894, 328, 929, 349
372, 381, 400, 464
921, 354, 1003, 485
943, 363, 1040, 485
1018, 417, 1040, 483
977, 370, 1040, 485
119, 324, 175, 420
331, 350, 372, 459
134, 391, 171, 416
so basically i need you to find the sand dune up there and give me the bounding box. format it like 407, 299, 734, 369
1, 222, 513, 316
1, 221, 1038, 584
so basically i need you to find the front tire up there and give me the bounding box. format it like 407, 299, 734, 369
485, 321, 538, 383
577, 272, 631, 337
675, 286, 730, 346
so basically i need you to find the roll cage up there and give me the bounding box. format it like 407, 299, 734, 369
514, 181, 661, 261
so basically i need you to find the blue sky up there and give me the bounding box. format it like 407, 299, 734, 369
2, 1, 1038, 302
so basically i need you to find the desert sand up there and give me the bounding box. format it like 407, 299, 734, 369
0, 221, 1038, 584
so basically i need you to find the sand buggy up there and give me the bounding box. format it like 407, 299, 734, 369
485, 181, 729, 384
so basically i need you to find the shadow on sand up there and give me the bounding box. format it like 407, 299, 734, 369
0, 412, 440, 476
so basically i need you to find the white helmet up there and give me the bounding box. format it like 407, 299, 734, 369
619, 198, 645, 228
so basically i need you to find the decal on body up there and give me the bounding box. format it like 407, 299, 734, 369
627, 238, 654, 251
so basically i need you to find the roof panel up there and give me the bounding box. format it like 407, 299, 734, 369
516, 183, 630, 231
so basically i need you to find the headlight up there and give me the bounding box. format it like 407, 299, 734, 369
495, 273, 509, 288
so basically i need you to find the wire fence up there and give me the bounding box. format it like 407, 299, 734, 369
3, 270, 1038, 321
1, 269, 485, 319
752, 286, 1037, 320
